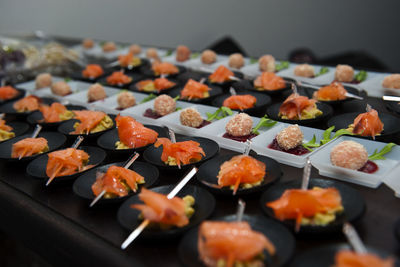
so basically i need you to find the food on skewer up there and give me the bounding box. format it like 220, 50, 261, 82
278, 93, 322, 120
106, 71, 132, 86
266, 187, 344, 230
347, 108, 383, 138
135, 78, 176, 93
35, 73, 52, 89
11, 137, 48, 159
198, 221, 276, 267
0, 119, 15, 141
146, 48, 159, 61
180, 108, 210, 128
253, 72, 286, 91
0, 86, 19, 100
51, 81, 72, 96
13, 95, 41, 113
209, 65, 234, 83
87, 83, 107, 102
118, 52, 141, 68
117, 91, 136, 110
70, 110, 113, 135
176, 45, 191, 62
131, 188, 195, 228
92, 165, 145, 198
382, 74, 400, 89
201, 50, 217, 65
228, 53, 244, 69
258, 54, 276, 72
313, 82, 347, 101
223, 94, 257, 110
129, 44, 141, 55
102, 41, 117, 52
335, 64, 354, 83
143, 94, 176, 119
152, 62, 179, 76
39, 102, 74, 123
154, 137, 205, 167
82, 38, 94, 49
82, 64, 104, 79
294, 64, 315, 78
114, 115, 158, 149
180, 79, 211, 100
268, 124, 309, 155
223, 113, 257, 142
334, 250, 394, 267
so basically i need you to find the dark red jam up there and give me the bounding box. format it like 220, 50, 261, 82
143, 108, 162, 119
333, 79, 361, 84
196, 120, 211, 129
358, 160, 378, 174
268, 138, 310, 156
222, 132, 258, 142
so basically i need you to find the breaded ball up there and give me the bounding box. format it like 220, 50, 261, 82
259, 55, 276, 72
180, 108, 203, 128
176, 45, 191, 62
117, 91, 136, 109
335, 64, 354, 83
87, 83, 107, 102
51, 81, 71, 96
146, 48, 159, 60
154, 94, 176, 116
382, 74, 400, 89
276, 124, 303, 150
102, 42, 117, 53
225, 113, 253, 136
330, 140, 368, 170
129, 44, 142, 55
82, 38, 94, 49
201, 49, 217, 65
294, 64, 315, 78
228, 53, 245, 69
35, 73, 52, 89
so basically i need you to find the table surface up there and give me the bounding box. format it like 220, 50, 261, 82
0, 91, 400, 267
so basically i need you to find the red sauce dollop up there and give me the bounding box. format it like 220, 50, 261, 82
268, 138, 310, 156
358, 160, 378, 174
222, 132, 258, 142
196, 120, 211, 129
143, 108, 162, 119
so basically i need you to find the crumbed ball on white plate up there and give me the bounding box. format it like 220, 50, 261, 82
180, 108, 203, 128
102, 42, 117, 53
51, 81, 71, 96
176, 45, 191, 62
82, 38, 94, 49
228, 53, 245, 69
35, 73, 52, 89
201, 50, 217, 65
117, 91, 136, 109
146, 48, 159, 60
154, 94, 176, 116
276, 124, 303, 150
259, 54, 276, 72
225, 113, 253, 136
335, 64, 354, 83
129, 44, 141, 55
382, 74, 400, 89
330, 140, 368, 170
87, 83, 107, 102
294, 64, 315, 78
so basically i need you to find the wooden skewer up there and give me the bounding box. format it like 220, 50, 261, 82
301, 158, 312, 190
343, 223, 367, 254
243, 140, 252, 156
167, 127, 180, 169
89, 152, 140, 207
121, 167, 198, 250
19, 124, 43, 160
382, 95, 400, 102
236, 199, 246, 222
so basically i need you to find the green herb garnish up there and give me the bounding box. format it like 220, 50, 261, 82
165, 50, 173, 57
176, 107, 182, 111
250, 57, 258, 64
64, 77, 72, 82
368, 143, 396, 160
191, 52, 199, 59
173, 95, 180, 101
275, 61, 290, 72
140, 93, 157, 104
302, 126, 354, 151
355, 70, 367, 82
315, 67, 329, 77
252, 115, 277, 135
206, 107, 233, 121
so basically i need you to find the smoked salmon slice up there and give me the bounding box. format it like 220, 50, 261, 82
13, 95, 41, 112
91, 165, 145, 197
70, 110, 107, 134
351, 108, 383, 138
198, 221, 276, 267
217, 155, 266, 194
180, 79, 211, 100
334, 250, 394, 267
46, 148, 92, 180
313, 82, 347, 101
154, 138, 205, 167
0, 119, 13, 132
209, 65, 234, 83
253, 72, 286, 90
222, 94, 257, 110
118, 52, 141, 67
279, 93, 318, 120
11, 137, 48, 159
0, 86, 19, 100
116, 115, 158, 148
82, 64, 104, 78
131, 188, 189, 227
106, 71, 132, 85
152, 62, 179, 76
266, 187, 342, 231
39, 102, 71, 123
135, 78, 176, 92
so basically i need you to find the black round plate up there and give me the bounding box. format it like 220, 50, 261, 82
212, 91, 271, 116
197, 152, 281, 195
97, 73, 145, 89
178, 214, 296, 267
260, 178, 365, 235
143, 136, 219, 170
128, 78, 179, 95
0, 132, 67, 162
117, 185, 215, 239
140, 65, 186, 78
0, 121, 29, 144
395, 218, 400, 243
266, 102, 333, 126
26, 146, 106, 183
26, 104, 86, 129
327, 112, 400, 141
0, 88, 25, 104
0, 97, 54, 116
290, 243, 399, 267
386, 101, 400, 116
168, 83, 223, 104
73, 161, 159, 204
232, 77, 292, 95
302, 84, 361, 105
97, 125, 168, 154
177, 71, 208, 84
